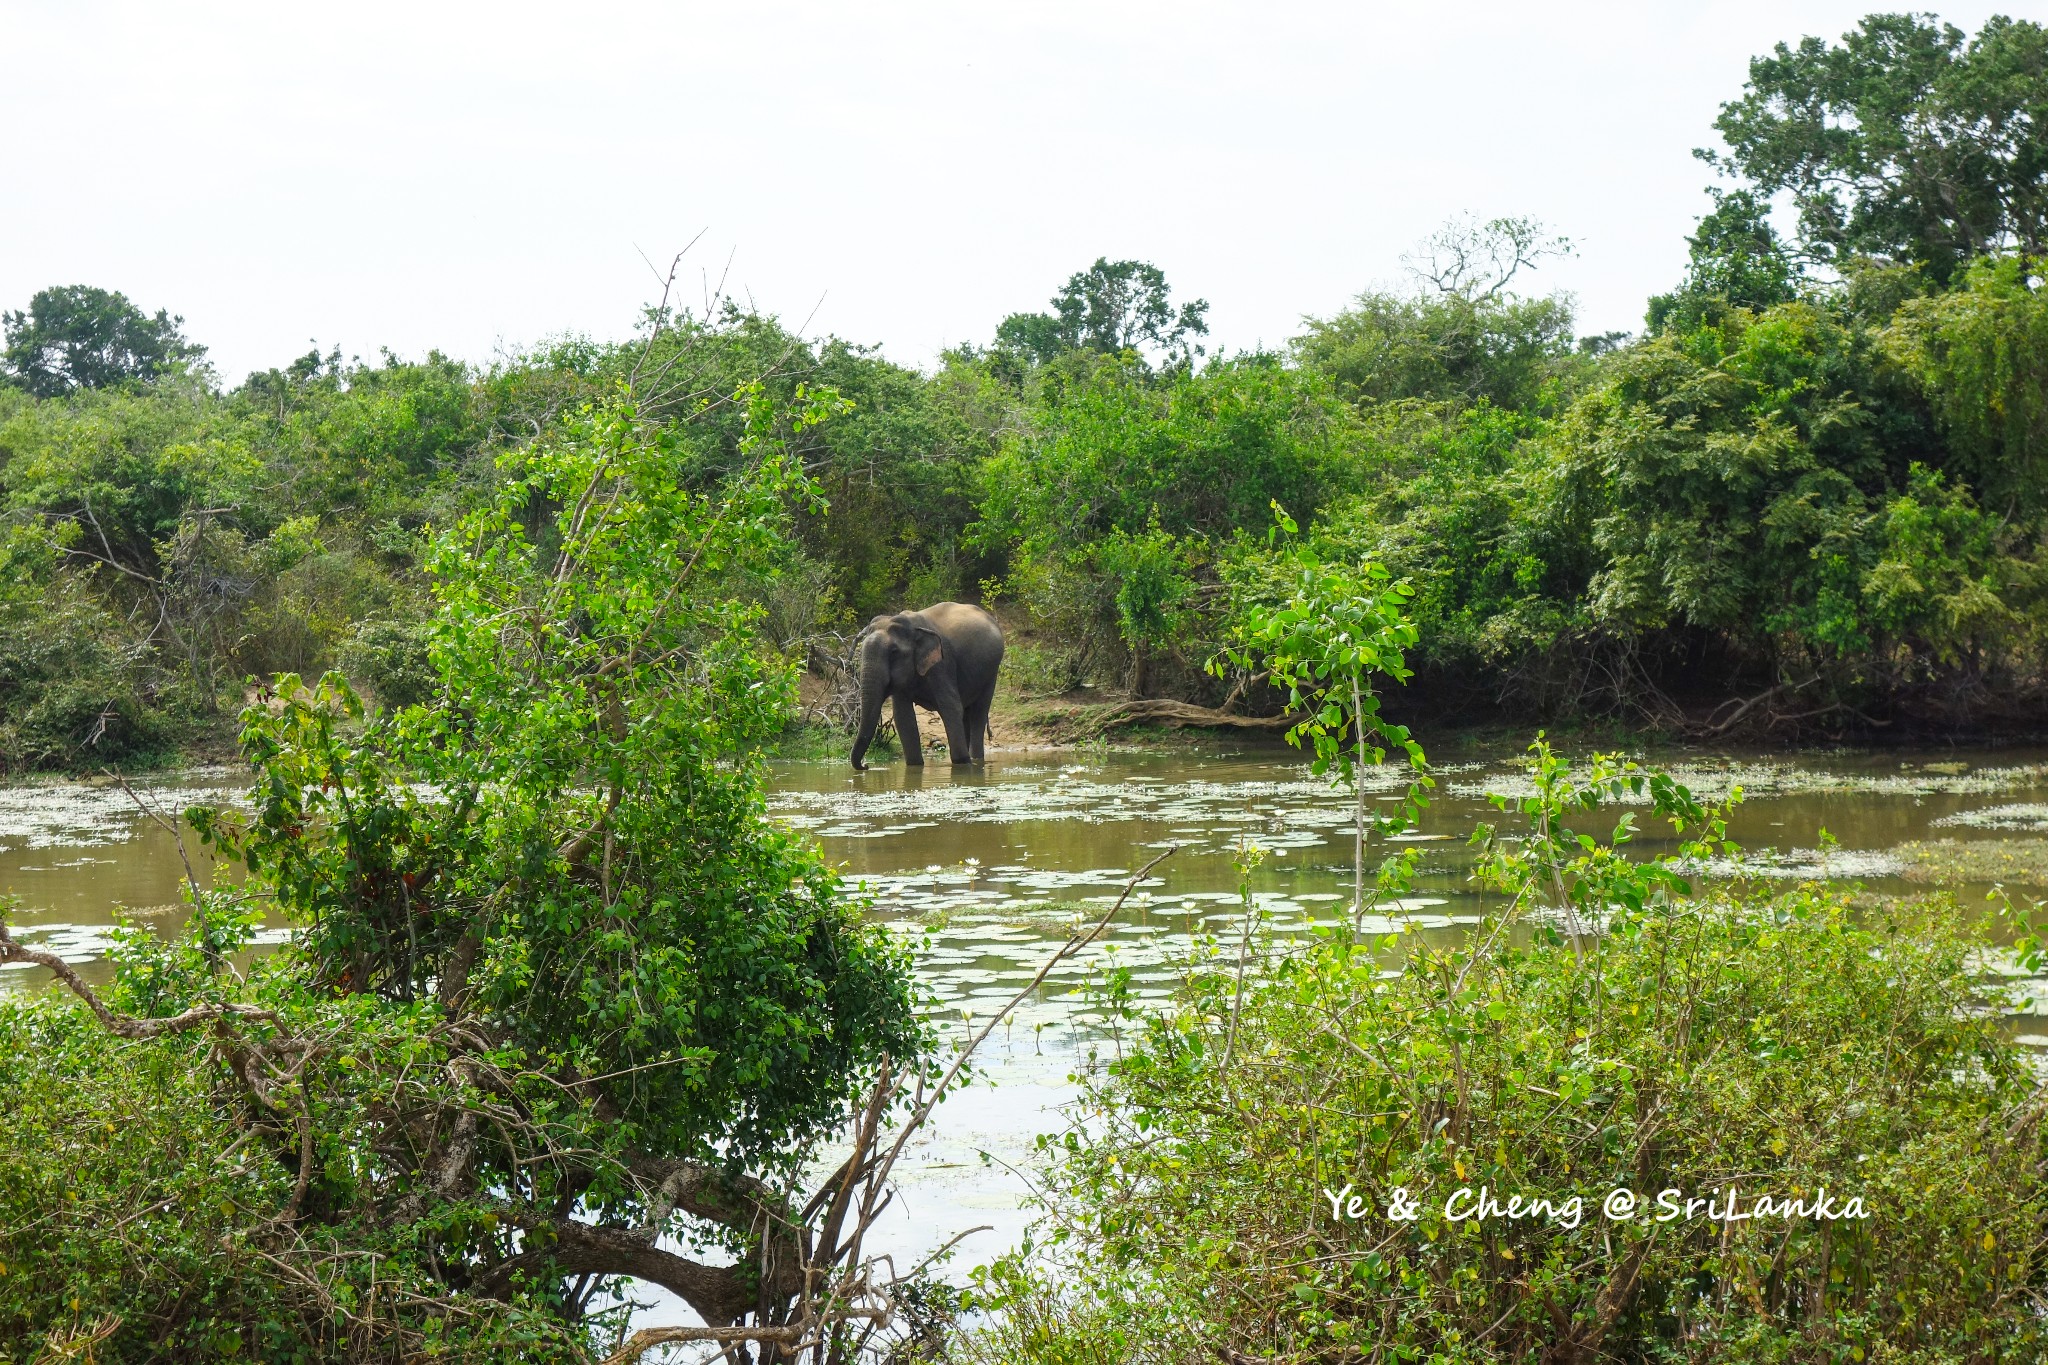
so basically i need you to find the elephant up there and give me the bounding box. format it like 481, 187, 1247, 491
850, 602, 1004, 770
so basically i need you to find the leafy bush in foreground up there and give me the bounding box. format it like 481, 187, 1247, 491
963, 746, 2048, 1363
0, 983, 589, 1363
0, 383, 927, 1361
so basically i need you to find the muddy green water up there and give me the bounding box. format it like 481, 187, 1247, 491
7, 743, 2048, 1290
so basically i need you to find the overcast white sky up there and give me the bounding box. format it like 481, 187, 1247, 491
0, 2, 2017, 383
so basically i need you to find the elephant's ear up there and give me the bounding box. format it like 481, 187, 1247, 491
912, 623, 944, 675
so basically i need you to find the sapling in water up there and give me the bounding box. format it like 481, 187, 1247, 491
1212, 503, 1433, 931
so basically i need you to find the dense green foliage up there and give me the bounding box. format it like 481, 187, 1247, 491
959, 746, 2048, 1362
0, 382, 926, 1359
0, 973, 602, 1362
2, 11, 2046, 774
1295, 216, 1584, 411
1712, 13, 2048, 283
994, 258, 1210, 368
2, 285, 206, 397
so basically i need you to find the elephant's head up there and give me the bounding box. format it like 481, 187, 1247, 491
850, 612, 943, 770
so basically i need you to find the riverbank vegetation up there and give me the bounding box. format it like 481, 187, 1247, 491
0, 374, 941, 1360
958, 744, 2048, 1363
941, 472, 2048, 1360
4, 12, 2047, 774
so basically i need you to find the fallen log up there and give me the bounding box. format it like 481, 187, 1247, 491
1068, 699, 1299, 736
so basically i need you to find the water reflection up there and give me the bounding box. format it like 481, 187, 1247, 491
760, 744, 2048, 1279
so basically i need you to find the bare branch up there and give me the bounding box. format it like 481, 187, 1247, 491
0, 917, 283, 1041
866, 845, 1181, 1203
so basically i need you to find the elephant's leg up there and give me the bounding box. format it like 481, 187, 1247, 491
893, 695, 924, 766
933, 695, 970, 765
963, 696, 989, 761
978, 678, 1003, 760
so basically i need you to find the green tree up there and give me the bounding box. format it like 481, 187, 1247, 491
1292, 289, 1579, 412
1310, 401, 1593, 702
976, 357, 1363, 690
2, 285, 207, 397
606, 308, 993, 617
1547, 298, 2015, 714
1712, 13, 2048, 283
1859, 463, 2036, 676
1096, 514, 1199, 697
1293, 217, 1582, 412
0, 523, 169, 770
1646, 188, 1804, 333
978, 357, 1358, 556
0, 382, 928, 1356
1884, 251, 2048, 514
996, 258, 1209, 367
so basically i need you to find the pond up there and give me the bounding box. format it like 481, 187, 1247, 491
6, 740, 2048, 1294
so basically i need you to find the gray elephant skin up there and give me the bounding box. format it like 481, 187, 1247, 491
851, 602, 1004, 769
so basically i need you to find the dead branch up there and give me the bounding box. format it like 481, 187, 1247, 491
32, 1313, 123, 1362
0, 918, 284, 1042
1695, 678, 1813, 737
599, 1310, 888, 1365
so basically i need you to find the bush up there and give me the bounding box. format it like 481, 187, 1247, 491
0, 988, 590, 1363
976, 358, 1361, 697
233, 533, 405, 682
1005, 641, 1087, 697
962, 744, 2048, 1363
334, 616, 437, 710
1884, 253, 2048, 519
0, 386, 929, 1359
0, 525, 173, 772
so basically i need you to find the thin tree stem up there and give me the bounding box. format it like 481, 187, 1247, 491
1352, 674, 1368, 929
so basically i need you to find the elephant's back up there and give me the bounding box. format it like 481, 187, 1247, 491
923, 601, 1004, 652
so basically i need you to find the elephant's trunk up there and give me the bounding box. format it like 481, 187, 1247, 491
850, 653, 888, 770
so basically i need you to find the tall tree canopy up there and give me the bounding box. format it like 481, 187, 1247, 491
995, 258, 1209, 366
1712, 13, 2048, 282
2, 285, 206, 397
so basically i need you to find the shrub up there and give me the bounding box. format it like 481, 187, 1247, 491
975, 357, 1367, 696
1884, 253, 2048, 519
334, 617, 437, 710
0, 386, 928, 1359
962, 744, 2048, 1363
0, 985, 589, 1364
0, 525, 172, 771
